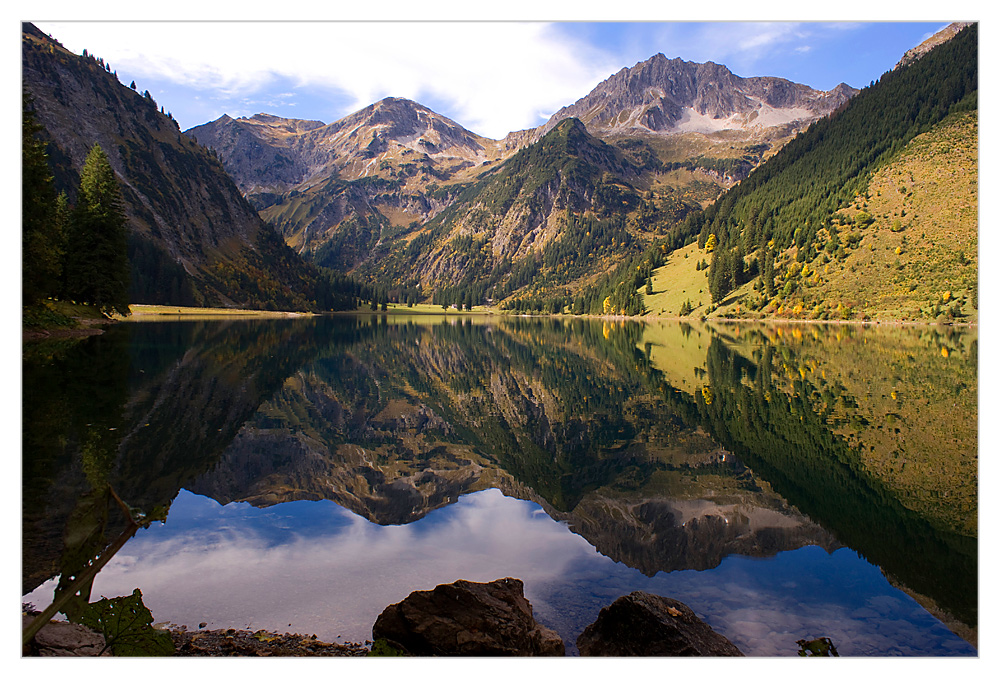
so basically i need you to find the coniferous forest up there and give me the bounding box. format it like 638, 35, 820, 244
697, 24, 977, 303
23, 93, 131, 318
21, 22, 977, 321
20, 21, 980, 659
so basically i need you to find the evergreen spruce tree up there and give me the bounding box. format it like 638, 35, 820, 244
763, 250, 775, 297
65, 144, 131, 317
22, 91, 64, 306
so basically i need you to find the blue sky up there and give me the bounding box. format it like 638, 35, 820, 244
30, 15, 955, 139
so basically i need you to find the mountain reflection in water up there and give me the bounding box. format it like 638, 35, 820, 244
24, 488, 972, 656
22, 315, 977, 656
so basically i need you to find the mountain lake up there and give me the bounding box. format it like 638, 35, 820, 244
22, 315, 977, 656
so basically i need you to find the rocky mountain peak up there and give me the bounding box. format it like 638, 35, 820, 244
326, 96, 489, 158
539, 53, 858, 138
243, 112, 326, 134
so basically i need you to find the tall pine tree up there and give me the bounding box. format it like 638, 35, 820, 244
65, 144, 131, 317
22, 90, 65, 306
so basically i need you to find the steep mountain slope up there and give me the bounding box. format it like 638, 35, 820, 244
670, 22, 978, 318
781, 109, 977, 322
342, 118, 705, 311
895, 22, 974, 70
643, 105, 978, 323
539, 54, 855, 140
190, 55, 859, 307
21, 23, 330, 310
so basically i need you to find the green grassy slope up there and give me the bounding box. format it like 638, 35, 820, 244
639, 241, 712, 318
814, 110, 978, 322
646, 108, 977, 322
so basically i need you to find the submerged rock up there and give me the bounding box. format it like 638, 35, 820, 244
372, 577, 564, 656
576, 592, 743, 656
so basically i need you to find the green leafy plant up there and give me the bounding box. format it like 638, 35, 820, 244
79, 589, 174, 656
22, 485, 170, 652
796, 637, 840, 657
368, 638, 406, 657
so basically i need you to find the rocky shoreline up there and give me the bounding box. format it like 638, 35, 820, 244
24, 578, 750, 657
168, 627, 369, 657
22, 612, 369, 657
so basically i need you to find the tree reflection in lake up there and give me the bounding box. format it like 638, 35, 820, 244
678, 323, 977, 642
22, 316, 977, 655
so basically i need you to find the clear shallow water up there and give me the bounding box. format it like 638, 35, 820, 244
22, 316, 977, 656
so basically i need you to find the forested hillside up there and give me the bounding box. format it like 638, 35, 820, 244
345, 118, 705, 313
22, 23, 350, 313
24, 20, 976, 320
691, 23, 977, 310
349, 23, 976, 319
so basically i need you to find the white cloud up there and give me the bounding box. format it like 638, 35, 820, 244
35, 21, 618, 138
733, 22, 807, 52
35, 488, 597, 642
611, 21, 867, 80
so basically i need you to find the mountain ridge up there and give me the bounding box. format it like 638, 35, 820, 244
24, 20, 976, 318
536, 53, 857, 140
21, 23, 332, 310
895, 22, 974, 70
188, 97, 513, 196
185, 51, 865, 306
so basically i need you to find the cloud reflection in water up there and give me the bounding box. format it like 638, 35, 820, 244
79, 488, 594, 644
25, 488, 975, 656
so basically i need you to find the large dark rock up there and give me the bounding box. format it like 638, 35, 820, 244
576, 592, 743, 656
372, 578, 564, 656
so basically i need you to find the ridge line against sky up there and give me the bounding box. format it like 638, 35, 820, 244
21, 3, 974, 140
7, 4, 997, 564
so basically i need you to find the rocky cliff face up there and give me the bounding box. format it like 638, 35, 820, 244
21, 24, 325, 309
187, 97, 507, 198
895, 22, 975, 70
182, 113, 327, 195
539, 54, 856, 139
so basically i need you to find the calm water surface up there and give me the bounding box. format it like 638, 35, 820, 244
22, 315, 977, 656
